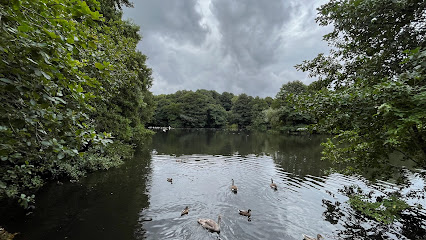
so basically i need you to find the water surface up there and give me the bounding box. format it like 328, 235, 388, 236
2, 129, 425, 239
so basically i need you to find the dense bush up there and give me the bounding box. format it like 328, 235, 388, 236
0, 0, 153, 207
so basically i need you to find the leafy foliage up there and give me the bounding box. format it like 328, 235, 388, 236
349, 194, 410, 224
0, 0, 153, 207
149, 87, 310, 132
294, 0, 426, 229
150, 90, 245, 129
231, 94, 254, 129
273, 81, 314, 132
295, 0, 426, 174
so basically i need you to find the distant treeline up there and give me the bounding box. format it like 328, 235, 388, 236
149, 81, 314, 132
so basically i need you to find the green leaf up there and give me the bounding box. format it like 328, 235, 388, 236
41, 141, 51, 146
76, 85, 83, 93
18, 24, 31, 32
45, 30, 57, 39
0, 78, 13, 84
27, 58, 38, 65
94, 62, 104, 70
41, 71, 51, 80
88, 41, 97, 49
12, 0, 20, 10
66, 36, 75, 44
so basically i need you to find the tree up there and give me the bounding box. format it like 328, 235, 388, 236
95, 0, 133, 21
0, 0, 153, 207
276, 80, 308, 103
271, 81, 313, 132
219, 92, 234, 111
249, 97, 270, 130
231, 94, 253, 129
206, 104, 228, 128
196, 89, 221, 105
296, 0, 425, 173
295, 0, 425, 228
150, 95, 172, 127
88, 19, 154, 145
176, 91, 210, 128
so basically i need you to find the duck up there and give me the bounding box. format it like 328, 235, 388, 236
197, 215, 221, 233
303, 234, 324, 240
238, 209, 251, 217
270, 178, 278, 190
167, 178, 173, 183
231, 179, 238, 193
181, 206, 189, 216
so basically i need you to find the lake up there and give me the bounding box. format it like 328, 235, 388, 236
1, 129, 425, 239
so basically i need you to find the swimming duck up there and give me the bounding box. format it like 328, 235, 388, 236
303, 234, 324, 240
238, 209, 251, 217
167, 178, 173, 183
270, 178, 278, 190
197, 215, 221, 233
181, 206, 189, 216
231, 179, 238, 193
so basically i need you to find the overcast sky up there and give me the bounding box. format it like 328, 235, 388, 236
123, 0, 332, 98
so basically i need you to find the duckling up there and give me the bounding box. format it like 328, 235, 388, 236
270, 178, 278, 190
198, 215, 221, 233
167, 178, 173, 183
238, 209, 251, 217
231, 179, 238, 193
303, 234, 324, 240
181, 206, 189, 216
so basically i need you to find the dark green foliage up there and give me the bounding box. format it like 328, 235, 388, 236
231, 94, 254, 129
150, 90, 275, 130
150, 95, 178, 127
206, 104, 228, 128
276, 80, 307, 102
149, 88, 309, 131
219, 92, 234, 111
89, 20, 154, 145
294, 0, 426, 226
262, 81, 314, 133
150, 90, 226, 128
248, 97, 270, 131
178, 91, 210, 128
0, 0, 153, 207
349, 194, 409, 224
296, 0, 426, 173
298, 0, 425, 89
95, 0, 133, 21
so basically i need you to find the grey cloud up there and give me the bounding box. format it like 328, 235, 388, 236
123, 0, 332, 98
211, 0, 293, 70
124, 0, 208, 45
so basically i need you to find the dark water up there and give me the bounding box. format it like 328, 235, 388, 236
1, 129, 425, 239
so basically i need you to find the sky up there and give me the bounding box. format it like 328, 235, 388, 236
122, 0, 332, 98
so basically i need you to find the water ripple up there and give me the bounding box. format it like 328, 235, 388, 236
136, 153, 425, 240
